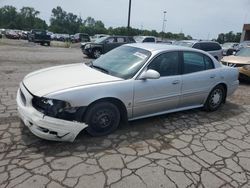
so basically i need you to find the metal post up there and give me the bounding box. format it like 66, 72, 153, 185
127, 0, 132, 35
161, 11, 167, 40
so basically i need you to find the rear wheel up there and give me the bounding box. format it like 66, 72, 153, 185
204, 85, 225, 111
84, 102, 120, 136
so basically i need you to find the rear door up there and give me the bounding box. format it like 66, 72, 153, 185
133, 51, 182, 118
180, 51, 220, 107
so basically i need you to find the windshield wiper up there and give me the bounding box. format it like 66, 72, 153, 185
89, 62, 109, 74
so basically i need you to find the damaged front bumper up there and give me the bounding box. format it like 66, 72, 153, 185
16, 84, 88, 142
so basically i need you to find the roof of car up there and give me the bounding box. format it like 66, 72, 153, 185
125, 43, 195, 52
136, 36, 156, 38
178, 40, 219, 44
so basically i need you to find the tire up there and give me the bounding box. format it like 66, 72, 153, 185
84, 102, 120, 136
92, 49, 102, 59
47, 42, 50, 46
204, 85, 225, 111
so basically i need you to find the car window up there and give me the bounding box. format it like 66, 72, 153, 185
128, 37, 136, 43
210, 43, 221, 50
106, 37, 116, 43
235, 47, 250, 57
204, 55, 214, 69
200, 43, 211, 51
200, 42, 221, 51
143, 38, 155, 43
183, 52, 205, 73
183, 52, 214, 74
148, 52, 179, 77
80, 35, 90, 42
192, 43, 201, 49
117, 37, 125, 43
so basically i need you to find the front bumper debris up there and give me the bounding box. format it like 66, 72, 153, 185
16, 83, 88, 142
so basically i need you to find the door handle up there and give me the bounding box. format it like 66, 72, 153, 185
172, 80, 180, 85
210, 75, 216, 79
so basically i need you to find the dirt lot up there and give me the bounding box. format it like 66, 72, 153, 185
0, 39, 250, 188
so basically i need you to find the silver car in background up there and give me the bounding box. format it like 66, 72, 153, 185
17, 43, 239, 142
174, 40, 223, 61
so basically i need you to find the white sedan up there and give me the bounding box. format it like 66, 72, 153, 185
17, 43, 239, 142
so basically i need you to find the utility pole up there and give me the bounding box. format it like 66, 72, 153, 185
161, 11, 167, 40
127, 0, 132, 35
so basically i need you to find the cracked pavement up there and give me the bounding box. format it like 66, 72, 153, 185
0, 39, 250, 188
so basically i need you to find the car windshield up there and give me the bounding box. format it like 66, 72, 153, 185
239, 41, 250, 47
173, 41, 194, 47
235, 48, 250, 57
92, 46, 151, 79
94, 36, 109, 43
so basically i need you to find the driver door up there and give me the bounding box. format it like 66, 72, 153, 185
133, 51, 182, 118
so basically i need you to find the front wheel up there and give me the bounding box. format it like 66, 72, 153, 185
84, 102, 120, 136
92, 49, 101, 59
204, 85, 225, 111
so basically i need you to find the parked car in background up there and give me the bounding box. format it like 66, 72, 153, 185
28, 29, 51, 46
91, 34, 110, 42
236, 41, 250, 51
221, 42, 239, 56
134, 36, 157, 43
221, 47, 250, 82
70, 35, 75, 42
17, 43, 239, 142
82, 36, 135, 58
72, 33, 90, 43
174, 40, 223, 61
159, 39, 176, 44
0, 29, 6, 35
56, 34, 70, 42
5, 30, 20, 39
20, 31, 29, 40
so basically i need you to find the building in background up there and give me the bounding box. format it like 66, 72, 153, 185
241, 24, 250, 42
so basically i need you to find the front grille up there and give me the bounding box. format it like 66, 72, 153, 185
20, 89, 26, 106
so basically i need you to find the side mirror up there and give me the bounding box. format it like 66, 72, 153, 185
139, 69, 160, 80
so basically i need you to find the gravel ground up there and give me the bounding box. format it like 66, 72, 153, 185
0, 39, 250, 188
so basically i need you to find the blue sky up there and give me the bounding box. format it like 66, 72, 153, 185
1, 0, 250, 39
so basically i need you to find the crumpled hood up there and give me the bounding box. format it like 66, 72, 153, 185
23, 63, 122, 97
222, 55, 250, 65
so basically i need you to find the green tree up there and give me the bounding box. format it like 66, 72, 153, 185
216, 31, 241, 44
0, 6, 18, 29
20, 7, 40, 29
0, 5, 47, 30
80, 17, 107, 35
50, 6, 82, 34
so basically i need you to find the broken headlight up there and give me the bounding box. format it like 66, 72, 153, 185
32, 96, 80, 121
